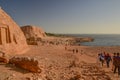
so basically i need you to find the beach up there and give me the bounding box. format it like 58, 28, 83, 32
1, 1, 120, 80
1, 36, 120, 80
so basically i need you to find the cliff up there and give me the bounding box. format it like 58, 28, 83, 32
0, 8, 28, 54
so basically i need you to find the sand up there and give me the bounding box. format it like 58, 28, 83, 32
0, 37, 120, 80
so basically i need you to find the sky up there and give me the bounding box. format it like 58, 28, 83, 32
0, 0, 120, 34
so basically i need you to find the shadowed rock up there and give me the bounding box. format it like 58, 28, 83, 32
0, 57, 8, 63
9, 56, 42, 73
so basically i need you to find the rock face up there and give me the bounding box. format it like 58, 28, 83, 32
21, 25, 46, 45
9, 56, 42, 73
0, 8, 28, 54
21, 25, 46, 39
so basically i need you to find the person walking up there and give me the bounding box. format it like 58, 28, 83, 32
115, 53, 120, 77
99, 53, 105, 67
105, 53, 112, 68
97, 53, 101, 67
112, 53, 117, 72
73, 49, 75, 53
76, 49, 78, 53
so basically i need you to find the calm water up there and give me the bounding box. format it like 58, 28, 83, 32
66, 34, 120, 46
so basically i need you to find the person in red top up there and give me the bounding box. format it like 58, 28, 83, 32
103, 52, 107, 61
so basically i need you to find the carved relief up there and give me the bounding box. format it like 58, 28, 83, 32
1, 27, 6, 44
0, 25, 11, 44
6, 28, 9, 43
6, 26, 11, 43
0, 28, 2, 44
13, 34, 17, 44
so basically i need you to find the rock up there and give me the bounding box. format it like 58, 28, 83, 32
26, 77, 32, 80
69, 74, 81, 80
9, 56, 42, 73
21, 25, 46, 39
21, 25, 46, 45
0, 56, 8, 63
0, 51, 9, 63
0, 8, 28, 54
11, 74, 16, 77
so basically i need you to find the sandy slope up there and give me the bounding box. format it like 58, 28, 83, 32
0, 44, 120, 80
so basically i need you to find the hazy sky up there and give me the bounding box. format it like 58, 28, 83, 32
0, 0, 120, 34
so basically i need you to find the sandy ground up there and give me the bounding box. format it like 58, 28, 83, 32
1, 43, 120, 80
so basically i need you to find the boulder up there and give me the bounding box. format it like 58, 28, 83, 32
0, 51, 9, 63
9, 56, 42, 73
0, 56, 8, 63
0, 8, 28, 54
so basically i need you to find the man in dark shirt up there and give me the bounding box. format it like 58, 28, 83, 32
114, 53, 120, 77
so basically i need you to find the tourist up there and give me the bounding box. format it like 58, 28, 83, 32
97, 53, 101, 67
73, 49, 75, 53
81, 50, 83, 55
103, 52, 107, 60
100, 53, 105, 66
114, 53, 120, 77
99, 53, 105, 67
65, 46, 67, 50
76, 49, 78, 53
112, 53, 117, 72
105, 53, 112, 68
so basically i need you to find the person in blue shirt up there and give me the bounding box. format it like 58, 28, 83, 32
99, 53, 105, 67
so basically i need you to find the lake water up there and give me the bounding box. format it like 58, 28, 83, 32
67, 34, 120, 46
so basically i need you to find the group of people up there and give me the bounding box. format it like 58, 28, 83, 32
98, 52, 112, 68
73, 49, 78, 53
65, 46, 79, 54
98, 52, 120, 76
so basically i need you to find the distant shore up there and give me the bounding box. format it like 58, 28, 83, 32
45, 33, 94, 46
45, 33, 120, 46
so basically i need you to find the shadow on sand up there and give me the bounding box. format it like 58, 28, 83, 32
4, 64, 30, 74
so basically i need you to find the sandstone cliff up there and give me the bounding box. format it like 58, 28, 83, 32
21, 25, 46, 39
0, 8, 28, 54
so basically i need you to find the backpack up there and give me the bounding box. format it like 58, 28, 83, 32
99, 55, 104, 61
